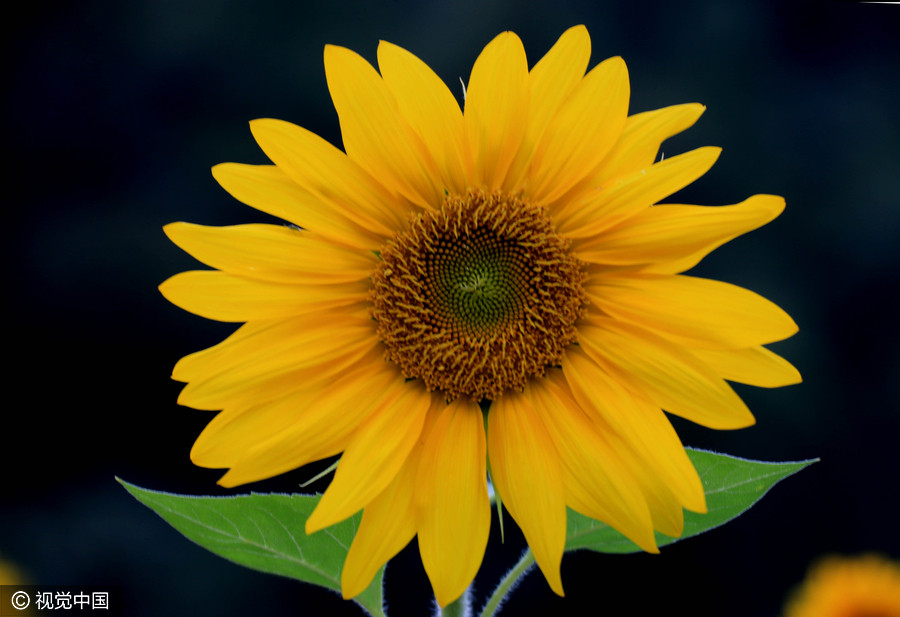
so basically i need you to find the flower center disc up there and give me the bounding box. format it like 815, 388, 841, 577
371, 189, 587, 401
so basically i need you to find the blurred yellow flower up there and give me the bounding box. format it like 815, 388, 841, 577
785, 554, 900, 617
0, 556, 27, 586
0, 556, 34, 616
161, 25, 799, 606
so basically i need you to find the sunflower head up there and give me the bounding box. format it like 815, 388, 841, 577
160, 25, 800, 608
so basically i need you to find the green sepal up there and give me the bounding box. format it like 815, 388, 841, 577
118, 479, 385, 617
565, 448, 817, 553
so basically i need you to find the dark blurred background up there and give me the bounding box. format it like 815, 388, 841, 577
3, 1, 898, 615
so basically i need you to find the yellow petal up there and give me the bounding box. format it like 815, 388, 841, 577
620, 462, 686, 539
191, 392, 308, 470
575, 195, 785, 270
530, 56, 629, 205
246, 119, 408, 231
172, 319, 271, 383
693, 346, 802, 388
306, 381, 431, 533
209, 346, 381, 417
216, 362, 404, 486
176, 316, 378, 411
555, 146, 721, 238
464, 31, 529, 190
505, 25, 591, 191
545, 377, 688, 539
586, 273, 799, 350
171, 304, 365, 380
593, 103, 706, 187
324, 45, 443, 210
528, 26, 592, 135
377, 41, 468, 194
341, 430, 424, 599
555, 357, 706, 514
211, 161, 387, 250
159, 270, 368, 323
164, 222, 375, 285
529, 378, 658, 552
488, 391, 566, 596
189, 349, 385, 468
578, 318, 755, 429
416, 399, 490, 607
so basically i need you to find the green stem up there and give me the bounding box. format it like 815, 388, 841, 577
479, 549, 535, 617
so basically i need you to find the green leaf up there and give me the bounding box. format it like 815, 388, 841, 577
118, 479, 385, 617
565, 448, 816, 554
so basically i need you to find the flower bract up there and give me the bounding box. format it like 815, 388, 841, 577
160, 25, 800, 606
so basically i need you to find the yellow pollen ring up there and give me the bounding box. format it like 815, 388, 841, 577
371, 189, 587, 401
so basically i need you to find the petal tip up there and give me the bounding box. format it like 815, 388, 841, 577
247, 117, 282, 140
157, 275, 176, 298
761, 193, 787, 215
485, 30, 525, 56
600, 55, 629, 75
216, 471, 241, 489
210, 162, 228, 178
685, 102, 707, 122
376, 38, 395, 53
305, 502, 337, 535
532, 557, 565, 597
304, 518, 322, 535
162, 221, 184, 239
323, 43, 359, 69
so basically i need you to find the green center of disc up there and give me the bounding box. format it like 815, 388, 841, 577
427, 228, 528, 336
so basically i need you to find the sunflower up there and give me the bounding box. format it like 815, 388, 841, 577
160, 25, 800, 606
784, 554, 900, 617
